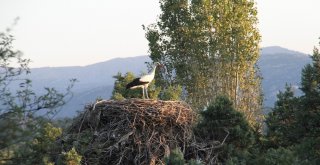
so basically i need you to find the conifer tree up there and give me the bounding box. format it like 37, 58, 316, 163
298, 40, 320, 138
265, 39, 320, 162
266, 85, 300, 147
195, 96, 255, 163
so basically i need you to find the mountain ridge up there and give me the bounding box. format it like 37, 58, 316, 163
22, 46, 312, 117
260, 46, 310, 55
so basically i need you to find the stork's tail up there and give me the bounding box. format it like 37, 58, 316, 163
126, 78, 141, 89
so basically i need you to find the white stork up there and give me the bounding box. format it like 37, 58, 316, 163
126, 62, 163, 99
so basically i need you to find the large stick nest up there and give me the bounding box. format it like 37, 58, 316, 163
59, 99, 220, 165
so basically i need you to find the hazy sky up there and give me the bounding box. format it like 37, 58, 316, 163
0, 0, 319, 68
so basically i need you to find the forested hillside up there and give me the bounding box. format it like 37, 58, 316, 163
258, 46, 311, 107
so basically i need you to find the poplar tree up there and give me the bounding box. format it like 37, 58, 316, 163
145, 0, 262, 126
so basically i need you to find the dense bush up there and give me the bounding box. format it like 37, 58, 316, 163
195, 96, 255, 164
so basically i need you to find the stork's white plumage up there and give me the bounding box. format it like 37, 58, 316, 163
126, 62, 163, 99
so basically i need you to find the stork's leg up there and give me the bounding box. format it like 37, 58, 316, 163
146, 87, 149, 99
142, 87, 145, 99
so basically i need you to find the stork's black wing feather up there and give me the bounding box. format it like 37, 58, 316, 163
126, 78, 149, 89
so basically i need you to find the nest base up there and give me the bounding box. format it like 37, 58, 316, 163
59, 99, 220, 165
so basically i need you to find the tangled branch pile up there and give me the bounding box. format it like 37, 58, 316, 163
59, 99, 221, 164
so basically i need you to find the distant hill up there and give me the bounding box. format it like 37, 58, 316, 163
258, 46, 311, 107
21, 46, 311, 117
26, 56, 151, 117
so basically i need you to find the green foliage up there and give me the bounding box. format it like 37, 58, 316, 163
160, 85, 182, 101
195, 96, 255, 163
266, 85, 301, 147
62, 147, 82, 165
112, 92, 126, 100
8, 123, 62, 165
253, 138, 320, 165
196, 96, 254, 147
266, 40, 320, 146
164, 148, 203, 165
294, 137, 320, 164
111, 72, 139, 99
258, 147, 297, 165
111, 72, 161, 99
165, 148, 185, 165
187, 159, 203, 165
56, 128, 96, 164
298, 44, 320, 138
2, 104, 79, 164
145, 0, 263, 127
301, 44, 320, 99
52, 117, 74, 131
0, 28, 75, 164
262, 39, 320, 164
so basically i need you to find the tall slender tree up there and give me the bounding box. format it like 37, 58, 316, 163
145, 0, 262, 126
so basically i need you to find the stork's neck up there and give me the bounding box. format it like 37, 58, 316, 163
149, 64, 158, 76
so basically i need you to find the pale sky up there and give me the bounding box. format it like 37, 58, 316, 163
0, 0, 319, 68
